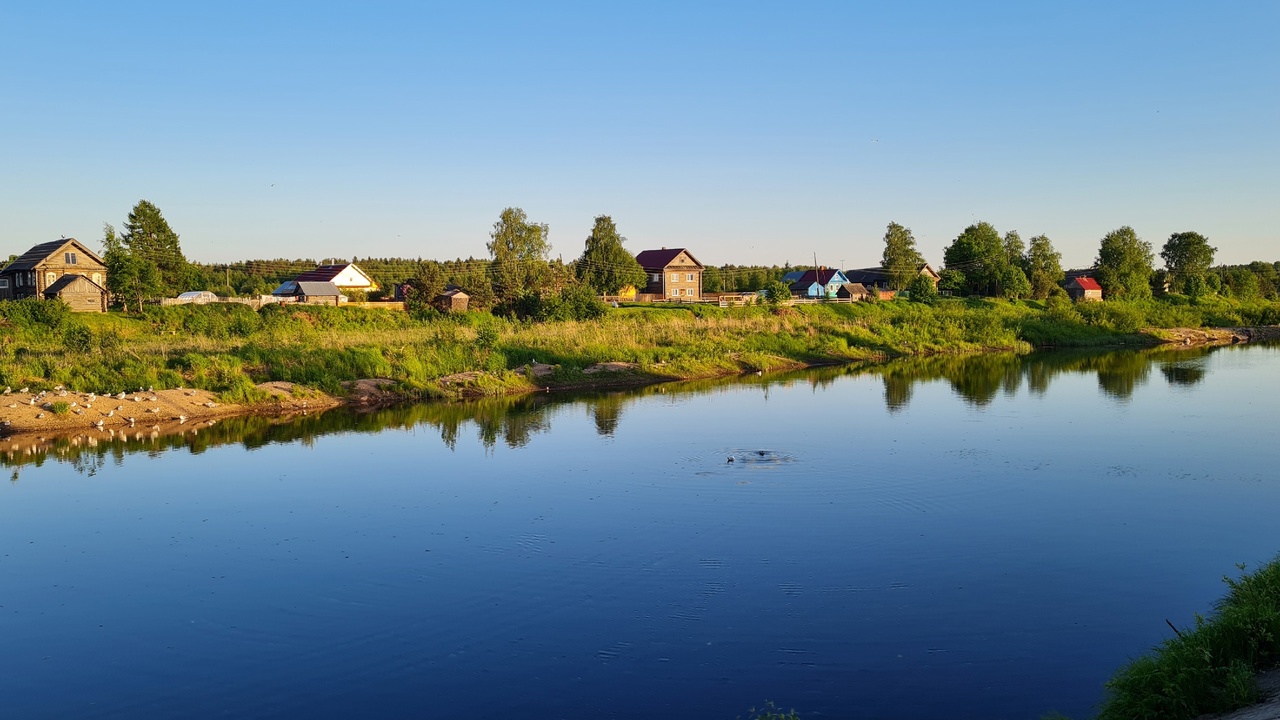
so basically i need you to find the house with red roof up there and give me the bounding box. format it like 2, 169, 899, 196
634, 248, 703, 300
1066, 276, 1103, 301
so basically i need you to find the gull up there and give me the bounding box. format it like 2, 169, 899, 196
178, 415, 187, 424
36, 412, 44, 419
116, 392, 126, 400
19, 387, 28, 393
2, 387, 9, 395
5, 403, 15, 409
133, 396, 141, 402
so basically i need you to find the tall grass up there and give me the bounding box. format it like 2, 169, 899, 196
1098, 558, 1280, 720
1, 297, 1274, 398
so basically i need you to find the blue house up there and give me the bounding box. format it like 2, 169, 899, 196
788, 268, 851, 298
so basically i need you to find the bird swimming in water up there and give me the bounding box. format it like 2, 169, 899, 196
726, 456, 735, 463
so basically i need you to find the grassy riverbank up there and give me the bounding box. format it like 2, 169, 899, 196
1, 295, 1276, 403
1096, 557, 1280, 720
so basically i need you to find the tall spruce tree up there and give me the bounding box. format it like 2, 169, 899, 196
120, 199, 189, 295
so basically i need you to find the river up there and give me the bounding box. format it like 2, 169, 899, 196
3, 343, 1279, 719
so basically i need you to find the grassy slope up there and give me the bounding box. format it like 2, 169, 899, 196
1, 295, 1276, 400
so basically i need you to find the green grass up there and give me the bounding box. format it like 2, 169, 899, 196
1, 296, 1276, 400
1098, 557, 1280, 720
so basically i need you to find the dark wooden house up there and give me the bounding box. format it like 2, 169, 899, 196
0, 238, 109, 310
43, 274, 109, 312
634, 248, 704, 300
433, 288, 469, 313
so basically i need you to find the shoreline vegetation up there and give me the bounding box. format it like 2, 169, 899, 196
2, 294, 1278, 436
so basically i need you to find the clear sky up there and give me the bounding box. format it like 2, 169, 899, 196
2, 1, 1276, 269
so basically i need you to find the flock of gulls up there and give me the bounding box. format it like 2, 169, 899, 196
1, 384, 222, 433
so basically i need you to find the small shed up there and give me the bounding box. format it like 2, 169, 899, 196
273, 280, 344, 306
43, 274, 108, 312
176, 290, 219, 304
433, 288, 469, 313
1066, 277, 1103, 301
836, 282, 871, 301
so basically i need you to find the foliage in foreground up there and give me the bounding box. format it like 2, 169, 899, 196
1098, 557, 1280, 720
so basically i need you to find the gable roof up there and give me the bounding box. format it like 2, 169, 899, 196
43, 274, 107, 295
634, 248, 703, 271
1070, 276, 1102, 291
842, 267, 891, 285
837, 282, 870, 296
295, 281, 342, 296
789, 268, 847, 288
294, 263, 375, 286
2, 238, 105, 273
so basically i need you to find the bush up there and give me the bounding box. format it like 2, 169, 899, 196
62, 325, 94, 353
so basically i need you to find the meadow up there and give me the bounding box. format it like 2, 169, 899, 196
1, 295, 1277, 402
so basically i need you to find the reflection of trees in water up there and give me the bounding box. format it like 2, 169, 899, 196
0, 345, 1235, 475
869, 344, 1225, 410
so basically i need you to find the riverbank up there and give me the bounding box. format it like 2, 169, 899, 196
2, 298, 1277, 436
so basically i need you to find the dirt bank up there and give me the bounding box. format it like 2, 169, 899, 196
0, 382, 336, 436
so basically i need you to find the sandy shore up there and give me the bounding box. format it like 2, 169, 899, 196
0, 381, 337, 436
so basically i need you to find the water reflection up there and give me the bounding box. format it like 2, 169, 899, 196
0, 343, 1254, 475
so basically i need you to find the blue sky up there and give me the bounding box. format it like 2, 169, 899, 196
2, 1, 1276, 268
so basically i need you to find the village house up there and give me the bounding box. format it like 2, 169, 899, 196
277, 262, 379, 296
843, 263, 940, 292
836, 282, 871, 301
0, 238, 109, 311
635, 248, 704, 300
787, 268, 851, 299
1066, 276, 1103, 301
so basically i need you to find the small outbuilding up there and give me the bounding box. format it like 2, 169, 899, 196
273, 280, 344, 306
1066, 277, 1103, 301
42, 274, 109, 312
836, 282, 871, 301
433, 288, 469, 313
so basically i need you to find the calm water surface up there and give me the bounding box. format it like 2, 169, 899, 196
3, 344, 1279, 719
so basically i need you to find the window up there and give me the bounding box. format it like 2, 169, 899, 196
92, 273, 102, 285
687, 273, 695, 282
670, 288, 678, 297
65, 252, 78, 264
651, 273, 660, 282
0, 278, 8, 289
670, 273, 678, 283
46, 272, 57, 286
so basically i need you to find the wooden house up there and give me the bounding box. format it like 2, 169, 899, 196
0, 238, 109, 310
843, 263, 939, 292
788, 268, 851, 299
43, 274, 109, 312
1066, 276, 1103, 301
836, 282, 871, 301
635, 248, 704, 300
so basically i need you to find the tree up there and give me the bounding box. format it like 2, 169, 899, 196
487, 207, 551, 309
1095, 226, 1154, 300
762, 280, 792, 306
120, 200, 189, 295
1024, 235, 1064, 300
405, 261, 446, 312
943, 222, 1006, 296
906, 274, 937, 304
881, 222, 924, 291
102, 223, 163, 312
1160, 231, 1216, 294
1000, 231, 1030, 299
574, 215, 647, 295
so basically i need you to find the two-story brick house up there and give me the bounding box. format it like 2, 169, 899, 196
0, 238, 109, 311
635, 248, 704, 300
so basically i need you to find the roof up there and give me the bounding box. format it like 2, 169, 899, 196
1070, 277, 1102, 291
838, 282, 870, 296
177, 290, 217, 299
843, 267, 891, 285
2, 238, 105, 273
634, 248, 703, 271
439, 288, 469, 298
295, 281, 342, 296
294, 263, 375, 286
780, 270, 806, 283
788, 268, 846, 288
43, 274, 106, 295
